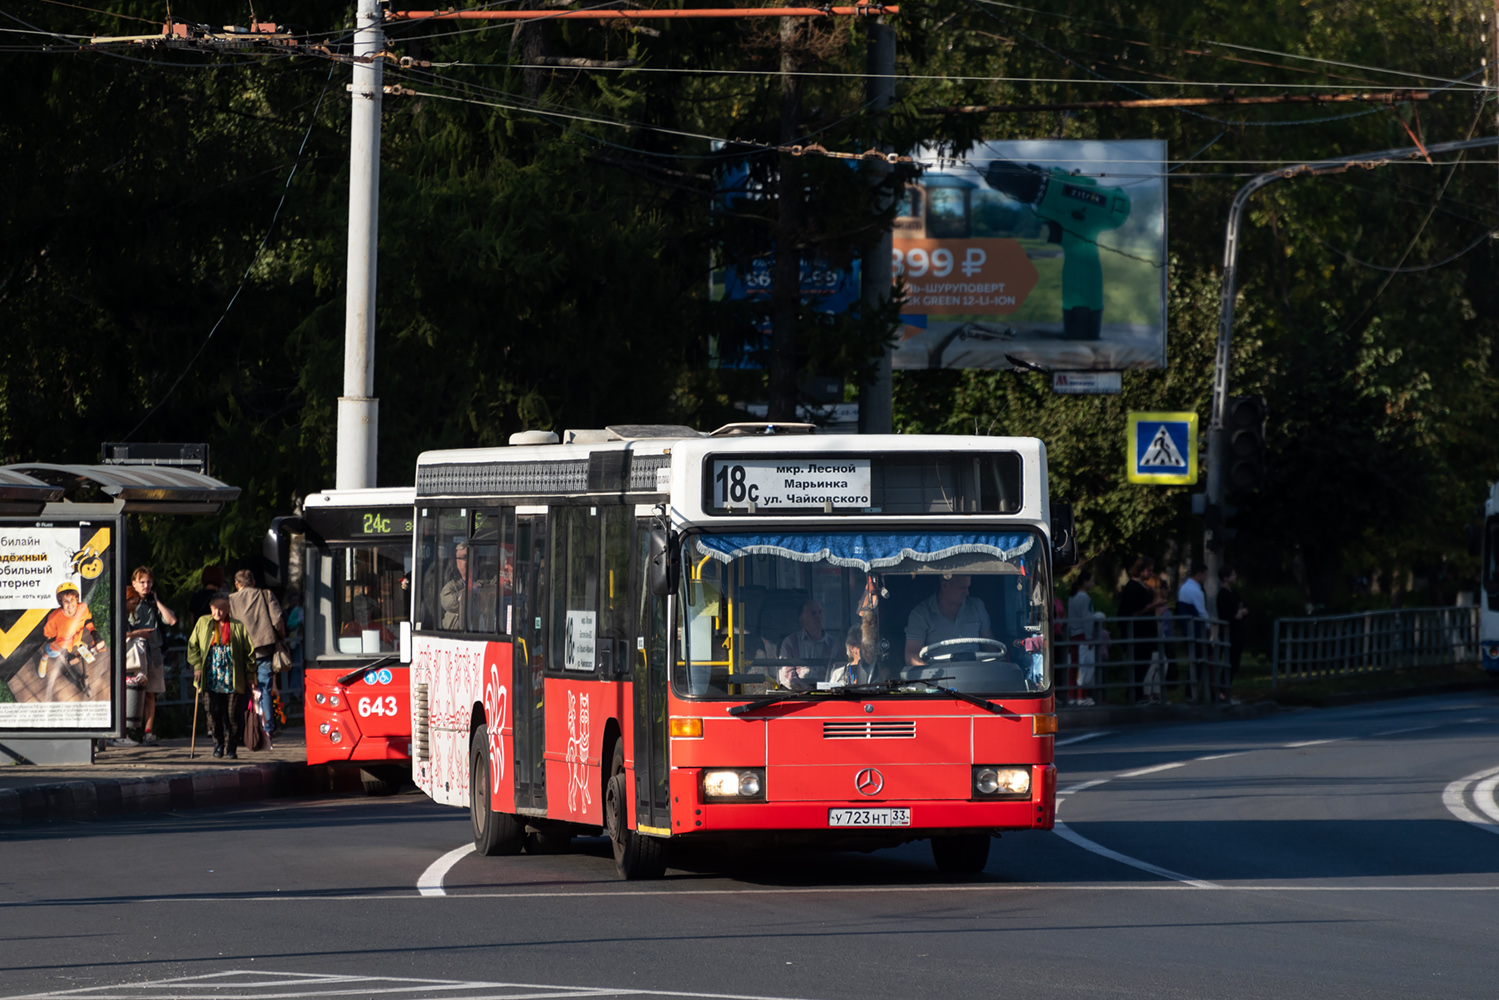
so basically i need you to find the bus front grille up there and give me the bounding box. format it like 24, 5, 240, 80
822, 720, 916, 739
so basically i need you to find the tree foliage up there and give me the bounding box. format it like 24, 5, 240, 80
1, 0, 1494, 619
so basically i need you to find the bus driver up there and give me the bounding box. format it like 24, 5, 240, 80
905, 574, 993, 665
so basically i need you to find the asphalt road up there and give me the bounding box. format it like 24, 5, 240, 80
3, 691, 1498, 1000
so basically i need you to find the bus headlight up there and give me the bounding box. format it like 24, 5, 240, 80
973, 766, 1030, 798
703, 769, 765, 800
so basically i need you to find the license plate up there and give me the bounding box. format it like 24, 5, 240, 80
828, 807, 911, 827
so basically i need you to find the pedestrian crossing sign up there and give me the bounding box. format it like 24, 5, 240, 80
1126, 411, 1198, 484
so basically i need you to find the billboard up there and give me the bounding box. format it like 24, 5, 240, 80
892, 139, 1167, 371
0, 519, 120, 733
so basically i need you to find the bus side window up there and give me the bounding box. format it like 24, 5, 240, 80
436, 508, 468, 631
469, 508, 509, 635
551, 505, 601, 672
415, 509, 439, 630
600, 507, 634, 677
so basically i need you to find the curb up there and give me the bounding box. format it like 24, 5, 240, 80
0, 761, 366, 827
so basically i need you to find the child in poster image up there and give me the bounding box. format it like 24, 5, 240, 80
40, 581, 105, 700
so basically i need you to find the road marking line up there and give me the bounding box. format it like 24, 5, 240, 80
1052, 822, 1218, 889
1054, 731, 1112, 747
1116, 762, 1186, 778
1284, 738, 1350, 748
1441, 764, 1499, 835
1474, 775, 1499, 824
1194, 752, 1249, 761
417, 843, 476, 897
1370, 725, 1438, 737
1057, 778, 1109, 795
0, 972, 844, 1000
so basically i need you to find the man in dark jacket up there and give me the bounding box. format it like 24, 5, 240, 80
227, 569, 286, 740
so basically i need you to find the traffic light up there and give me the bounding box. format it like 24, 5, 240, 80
1199, 499, 1237, 552
1225, 395, 1267, 492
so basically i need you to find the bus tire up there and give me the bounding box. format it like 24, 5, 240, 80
360, 765, 404, 797
606, 741, 666, 880
470, 725, 524, 856
931, 834, 991, 874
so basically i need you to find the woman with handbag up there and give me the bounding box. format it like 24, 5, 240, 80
227, 569, 287, 743
188, 595, 253, 759
124, 567, 178, 746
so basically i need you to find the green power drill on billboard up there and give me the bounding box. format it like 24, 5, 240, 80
985, 155, 1131, 340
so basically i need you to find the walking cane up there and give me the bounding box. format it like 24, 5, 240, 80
189, 679, 201, 760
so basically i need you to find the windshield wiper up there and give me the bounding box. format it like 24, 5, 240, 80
728, 691, 818, 716
821, 675, 1006, 714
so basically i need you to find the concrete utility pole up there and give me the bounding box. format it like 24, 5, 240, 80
1204, 134, 1499, 601
857, 17, 896, 434
337, 0, 383, 490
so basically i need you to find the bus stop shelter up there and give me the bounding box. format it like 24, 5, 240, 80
0, 463, 240, 764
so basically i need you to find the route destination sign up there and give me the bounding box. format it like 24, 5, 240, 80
710, 459, 872, 511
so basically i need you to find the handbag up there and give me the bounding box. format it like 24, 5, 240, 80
243, 692, 267, 752
125, 635, 149, 672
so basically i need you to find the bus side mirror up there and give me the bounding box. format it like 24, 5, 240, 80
1050, 501, 1078, 569
648, 525, 679, 596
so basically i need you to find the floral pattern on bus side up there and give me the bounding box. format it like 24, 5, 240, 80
566, 690, 592, 813
413, 636, 487, 806
484, 658, 508, 793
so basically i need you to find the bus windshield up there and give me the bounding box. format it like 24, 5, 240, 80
676, 529, 1050, 699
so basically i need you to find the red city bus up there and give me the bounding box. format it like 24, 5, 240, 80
411, 426, 1062, 877
294, 488, 415, 795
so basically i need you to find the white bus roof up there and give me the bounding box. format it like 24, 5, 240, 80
303, 486, 415, 509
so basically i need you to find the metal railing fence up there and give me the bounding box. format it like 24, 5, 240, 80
1054, 614, 1231, 706
1271, 605, 1480, 690
150, 641, 304, 720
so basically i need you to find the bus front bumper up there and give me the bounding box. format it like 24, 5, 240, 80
667, 763, 1055, 834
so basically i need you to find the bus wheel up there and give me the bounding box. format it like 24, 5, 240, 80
470, 725, 523, 856
361, 766, 404, 797
931, 834, 991, 874
606, 741, 666, 880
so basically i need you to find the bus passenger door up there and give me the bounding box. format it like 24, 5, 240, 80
513, 513, 548, 812
633, 523, 671, 833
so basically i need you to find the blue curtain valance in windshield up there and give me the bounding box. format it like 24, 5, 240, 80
693, 532, 1035, 571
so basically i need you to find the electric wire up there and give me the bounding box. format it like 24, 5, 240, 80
121, 63, 338, 443
1309, 225, 1495, 273
967, 0, 1491, 91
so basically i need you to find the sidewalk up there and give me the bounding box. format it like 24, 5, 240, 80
0, 729, 367, 827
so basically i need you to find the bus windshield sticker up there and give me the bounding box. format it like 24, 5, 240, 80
711, 459, 872, 511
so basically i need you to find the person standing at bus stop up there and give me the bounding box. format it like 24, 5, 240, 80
125, 567, 178, 746
189, 595, 253, 758
1176, 562, 1210, 701
1118, 558, 1167, 704
1216, 565, 1250, 702
229, 569, 287, 741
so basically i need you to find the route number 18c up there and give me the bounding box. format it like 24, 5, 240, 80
715, 463, 760, 505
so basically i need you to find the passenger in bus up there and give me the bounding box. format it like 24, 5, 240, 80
441, 542, 469, 630
826, 625, 876, 687
904, 574, 993, 665
776, 599, 838, 690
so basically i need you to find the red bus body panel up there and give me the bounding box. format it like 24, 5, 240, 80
304, 665, 412, 767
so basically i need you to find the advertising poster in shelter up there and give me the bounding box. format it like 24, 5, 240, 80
0, 522, 116, 731
892, 139, 1167, 371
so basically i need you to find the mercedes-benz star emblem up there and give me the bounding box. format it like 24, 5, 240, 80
855, 767, 884, 796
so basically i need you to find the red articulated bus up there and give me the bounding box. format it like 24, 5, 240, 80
295, 488, 415, 795
411, 425, 1063, 877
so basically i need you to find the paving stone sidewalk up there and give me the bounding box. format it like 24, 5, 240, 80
0, 730, 366, 826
